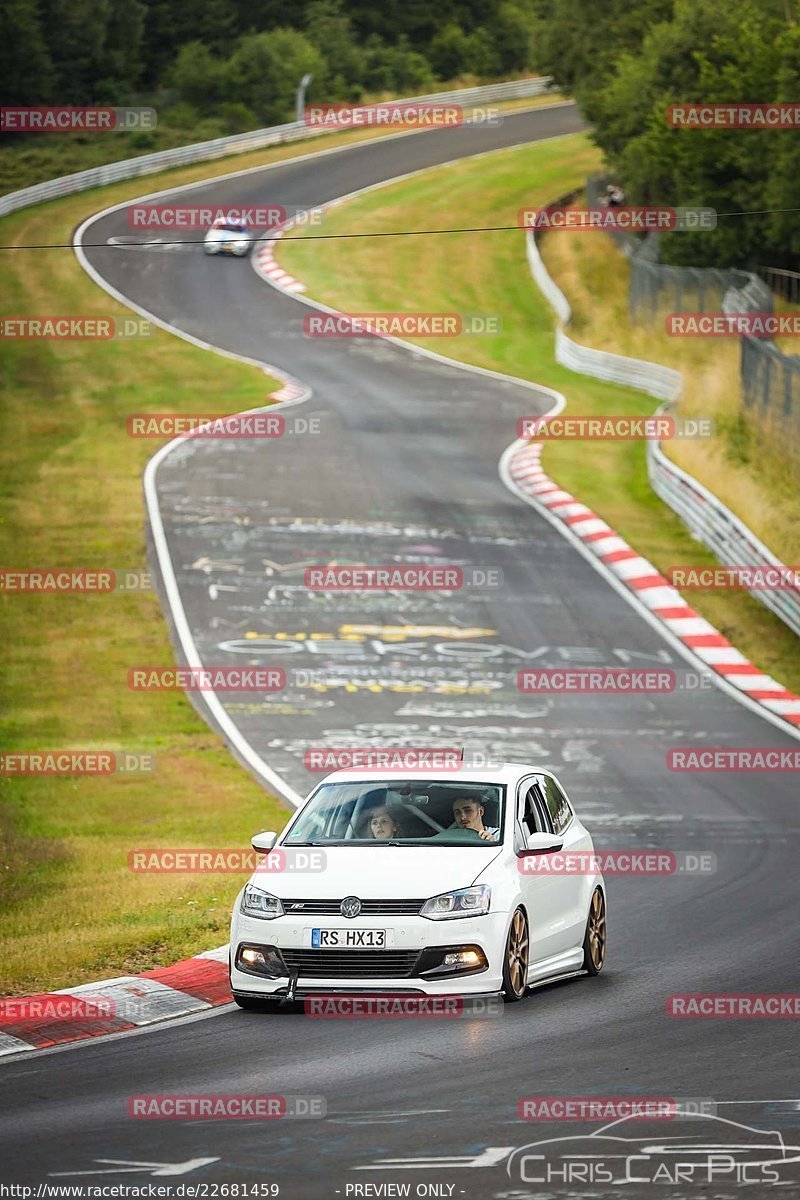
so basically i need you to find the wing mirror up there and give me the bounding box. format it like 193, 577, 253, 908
517, 831, 563, 858
251, 831, 278, 853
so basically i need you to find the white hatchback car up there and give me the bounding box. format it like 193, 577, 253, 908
229, 763, 606, 1007
203, 218, 251, 256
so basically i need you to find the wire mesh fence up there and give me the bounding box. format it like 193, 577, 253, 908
628, 257, 763, 321
740, 338, 800, 447
584, 177, 799, 457
758, 266, 800, 305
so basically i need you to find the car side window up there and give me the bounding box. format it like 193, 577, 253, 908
522, 787, 543, 835
515, 780, 547, 850
543, 776, 573, 836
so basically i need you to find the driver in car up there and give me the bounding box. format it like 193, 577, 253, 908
452, 796, 500, 841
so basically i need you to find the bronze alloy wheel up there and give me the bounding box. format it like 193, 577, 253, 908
583, 887, 606, 975
502, 908, 529, 1001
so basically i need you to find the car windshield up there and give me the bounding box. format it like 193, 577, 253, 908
218, 222, 247, 233
283, 780, 505, 846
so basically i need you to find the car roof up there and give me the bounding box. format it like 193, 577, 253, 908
318, 762, 550, 787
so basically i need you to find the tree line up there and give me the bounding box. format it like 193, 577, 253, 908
1, 0, 535, 121
532, 0, 800, 268
3, 0, 797, 267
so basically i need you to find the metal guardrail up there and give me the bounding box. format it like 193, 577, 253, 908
648, 434, 800, 637
555, 327, 682, 401
0, 77, 554, 218
525, 231, 681, 400
526, 222, 800, 638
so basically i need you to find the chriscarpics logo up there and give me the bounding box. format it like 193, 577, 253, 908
506, 1112, 799, 1187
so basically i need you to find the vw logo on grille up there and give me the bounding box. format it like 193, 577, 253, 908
340, 895, 362, 919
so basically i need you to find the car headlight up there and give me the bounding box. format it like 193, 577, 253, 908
420, 885, 491, 920
240, 884, 284, 920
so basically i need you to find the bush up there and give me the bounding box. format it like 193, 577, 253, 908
490, 3, 534, 74
463, 30, 500, 78
128, 130, 159, 151
429, 24, 475, 80
223, 29, 324, 125
171, 42, 227, 114
218, 102, 258, 134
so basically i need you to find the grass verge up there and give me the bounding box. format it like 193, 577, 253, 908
279, 131, 800, 697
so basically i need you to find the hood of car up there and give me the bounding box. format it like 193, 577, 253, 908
253, 844, 503, 900
206, 228, 248, 241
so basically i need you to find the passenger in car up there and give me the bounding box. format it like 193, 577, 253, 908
452, 796, 500, 841
369, 807, 403, 840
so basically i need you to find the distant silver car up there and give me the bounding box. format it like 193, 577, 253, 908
203, 218, 251, 256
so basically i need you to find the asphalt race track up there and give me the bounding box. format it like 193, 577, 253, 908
2, 104, 799, 1197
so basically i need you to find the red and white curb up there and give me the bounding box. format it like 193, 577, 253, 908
266, 373, 306, 403
251, 200, 346, 293
253, 228, 306, 293
0, 946, 231, 1058
507, 442, 800, 727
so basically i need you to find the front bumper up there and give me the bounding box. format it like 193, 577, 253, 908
205, 239, 250, 255
230, 910, 509, 997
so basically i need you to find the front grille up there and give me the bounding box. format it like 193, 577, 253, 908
280, 898, 424, 916
279, 949, 422, 978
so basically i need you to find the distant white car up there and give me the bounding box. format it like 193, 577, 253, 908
203, 218, 251, 256
229, 762, 606, 1008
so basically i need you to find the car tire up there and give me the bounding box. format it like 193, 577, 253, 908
502, 908, 529, 1001
581, 887, 606, 975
